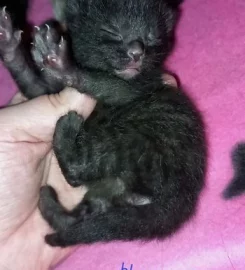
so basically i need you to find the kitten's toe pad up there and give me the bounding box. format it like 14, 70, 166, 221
0, 7, 22, 55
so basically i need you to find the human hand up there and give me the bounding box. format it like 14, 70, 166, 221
0, 88, 96, 270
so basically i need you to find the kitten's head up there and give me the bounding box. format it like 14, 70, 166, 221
66, 0, 183, 79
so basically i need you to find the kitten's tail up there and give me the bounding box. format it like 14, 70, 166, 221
223, 143, 245, 199
39, 186, 198, 247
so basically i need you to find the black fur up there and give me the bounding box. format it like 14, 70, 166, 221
0, 0, 207, 247
0, 0, 28, 29
223, 143, 245, 199
51, 0, 67, 22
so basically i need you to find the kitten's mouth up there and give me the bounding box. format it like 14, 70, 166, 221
115, 61, 142, 79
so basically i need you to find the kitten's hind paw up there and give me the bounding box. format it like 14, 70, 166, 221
39, 185, 77, 231
31, 23, 70, 73
38, 186, 59, 225
45, 233, 68, 247
0, 7, 22, 58
39, 185, 58, 204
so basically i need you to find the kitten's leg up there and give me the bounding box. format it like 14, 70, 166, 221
43, 205, 158, 247
53, 111, 154, 187
39, 184, 152, 245
39, 185, 98, 232
40, 177, 195, 247
0, 7, 51, 98
39, 184, 117, 231
53, 111, 85, 187
39, 186, 76, 230
31, 22, 72, 89
40, 179, 195, 247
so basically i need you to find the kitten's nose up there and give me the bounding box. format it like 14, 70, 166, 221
127, 41, 144, 62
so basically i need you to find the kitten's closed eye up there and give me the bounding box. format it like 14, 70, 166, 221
147, 33, 162, 46
100, 26, 123, 42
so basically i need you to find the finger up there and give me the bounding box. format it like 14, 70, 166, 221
0, 87, 97, 142
162, 73, 178, 88
8, 92, 27, 105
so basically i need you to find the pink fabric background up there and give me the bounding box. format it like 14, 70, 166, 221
1, 0, 245, 269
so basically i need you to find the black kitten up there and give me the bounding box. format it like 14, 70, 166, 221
223, 143, 245, 199
0, 0, 207, 247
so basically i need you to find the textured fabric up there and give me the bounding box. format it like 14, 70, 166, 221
1, 0, 245, 269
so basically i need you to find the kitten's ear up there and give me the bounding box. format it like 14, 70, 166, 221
165, 0, 184, 9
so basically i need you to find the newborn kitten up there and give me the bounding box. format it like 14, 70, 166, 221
223, 143, 245, 199
0, 0, 206, 247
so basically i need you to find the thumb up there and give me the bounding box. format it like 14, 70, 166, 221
0, 88, 97, 142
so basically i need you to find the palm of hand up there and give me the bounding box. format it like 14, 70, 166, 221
0, 139, 72, 269
0, 90, 95, 270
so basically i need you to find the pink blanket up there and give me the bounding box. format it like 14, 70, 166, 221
1, 0, 245, 269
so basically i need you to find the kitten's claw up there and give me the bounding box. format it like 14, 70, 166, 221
34, 26, 40, 31
2, 6, 8, 19
0, 8, 11, 41
59, 36, 64, 48
45, 24, 52, 41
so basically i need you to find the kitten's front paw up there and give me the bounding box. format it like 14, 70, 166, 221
0, 7, 22, 57
38, 186, 58, 217
31, 23, 70, 73
53, 111, 84, 187
53, 111, 83, 150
